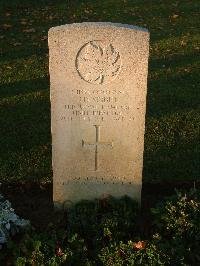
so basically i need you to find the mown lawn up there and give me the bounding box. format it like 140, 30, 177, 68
0, 0, 199, 185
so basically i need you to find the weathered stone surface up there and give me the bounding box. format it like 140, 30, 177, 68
48, 22, 149, 208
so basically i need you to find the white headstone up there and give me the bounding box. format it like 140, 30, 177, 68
48, 22, 149, 208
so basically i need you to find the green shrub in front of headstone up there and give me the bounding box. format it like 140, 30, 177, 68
1, 190, 200, 265
151, 188, 200, 265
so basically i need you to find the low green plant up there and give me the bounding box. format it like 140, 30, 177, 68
99, 240, 169, 266
67, 196, 139, 250
151, 188, 200, 265
1, 190, 200, 265
10, 229, 89, 266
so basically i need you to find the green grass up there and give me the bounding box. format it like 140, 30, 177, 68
0, 0, 199, 184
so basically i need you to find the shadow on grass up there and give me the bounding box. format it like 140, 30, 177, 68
143, 138, 200, 183
0, 0, 57, 9
0, 77, 49, 98
149, 50, 199, 70
0, 47, 49, 62
0, 95, 50, 153
147, 70, 199, 117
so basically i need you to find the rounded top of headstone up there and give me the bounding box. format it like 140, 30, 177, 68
48, 22, 149, 34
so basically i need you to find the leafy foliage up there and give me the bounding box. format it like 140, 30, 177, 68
151, 189, 200, 265
99, 241, 169, 266
1, 191, 200, 265
67, 196, 139, 246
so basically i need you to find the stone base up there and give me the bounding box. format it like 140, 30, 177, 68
53, 181, 141, 210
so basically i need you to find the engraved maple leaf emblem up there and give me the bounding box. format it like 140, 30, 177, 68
76, 41, 121, 84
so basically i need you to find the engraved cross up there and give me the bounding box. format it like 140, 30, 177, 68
82, 125, 113, 171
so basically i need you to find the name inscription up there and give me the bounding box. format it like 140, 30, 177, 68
59, 88, 134, 122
